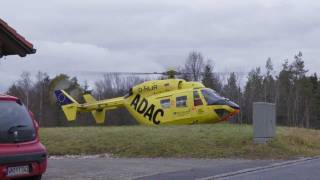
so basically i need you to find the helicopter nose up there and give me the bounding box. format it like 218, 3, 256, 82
213, 100, 240, 121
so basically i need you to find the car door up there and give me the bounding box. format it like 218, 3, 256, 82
191, 90, 209, 124
172, 92, 192, 122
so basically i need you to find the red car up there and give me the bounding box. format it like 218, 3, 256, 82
0, 94, 47, 180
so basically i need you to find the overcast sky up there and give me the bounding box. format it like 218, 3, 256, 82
1, 0, 320, 92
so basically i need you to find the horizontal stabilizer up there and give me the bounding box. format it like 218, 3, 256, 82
83, 93, 106, 123
62, 104, 78, 121
92, 109, 106, 124
83, 93, 96, 103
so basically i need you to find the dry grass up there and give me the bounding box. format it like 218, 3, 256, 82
39, 124, 320, 159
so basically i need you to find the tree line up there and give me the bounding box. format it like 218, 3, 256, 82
6, 51, 320, 128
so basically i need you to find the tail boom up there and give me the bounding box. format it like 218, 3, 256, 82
55, 90, 124, 123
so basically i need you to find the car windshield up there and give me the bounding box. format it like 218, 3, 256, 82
0, 100, 36, 143
201, 89, 224, 105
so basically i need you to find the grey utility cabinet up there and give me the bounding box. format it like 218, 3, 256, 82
253, 102, 276, 144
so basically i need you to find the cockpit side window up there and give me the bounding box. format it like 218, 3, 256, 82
160, 99, 171, 109
193, 91, 203, 106
176, 96, 187, 107
201, 89, 224, 105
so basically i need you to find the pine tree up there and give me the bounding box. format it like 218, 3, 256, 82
263, 58, 276, 103
223, 72, 239, 102
223, 72, 241, 123
276, 60, 294, 125
202, 60, 222, 93
243, 68, 264, 123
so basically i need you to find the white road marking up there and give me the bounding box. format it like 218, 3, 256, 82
198, 157, 320, 180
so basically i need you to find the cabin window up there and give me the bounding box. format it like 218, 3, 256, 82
176, 96, 187, 107
193, 91, 203, 106
160, 99, 171, 109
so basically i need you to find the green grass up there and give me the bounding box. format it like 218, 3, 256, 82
39, 123, 320, 159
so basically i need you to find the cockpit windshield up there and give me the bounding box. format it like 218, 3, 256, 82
201, 89, 224, 105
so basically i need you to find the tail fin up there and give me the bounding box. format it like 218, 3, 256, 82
55, 90, 79, 105
83, 93, 106, 124
54, 90, 79, 121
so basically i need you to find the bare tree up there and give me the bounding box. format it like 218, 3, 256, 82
17, 72, 33, 108
34, 71, 50, 124
182, 51, 205, 81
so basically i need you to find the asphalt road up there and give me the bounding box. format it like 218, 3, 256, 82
43, 156, 278, 180
213, 157, 320, 180
42, 156, 320, 180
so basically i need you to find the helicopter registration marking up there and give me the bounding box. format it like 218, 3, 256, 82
138, 85, 157, 93
131, 94, 164, 124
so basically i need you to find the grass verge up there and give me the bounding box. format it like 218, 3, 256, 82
40, 123, 320, 159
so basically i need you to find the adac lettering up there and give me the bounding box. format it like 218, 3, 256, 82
130, 94, 163, 124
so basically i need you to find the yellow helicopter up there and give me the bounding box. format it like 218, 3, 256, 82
54, 71, 240, 125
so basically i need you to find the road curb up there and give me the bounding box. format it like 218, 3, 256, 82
198, 157, 320, 180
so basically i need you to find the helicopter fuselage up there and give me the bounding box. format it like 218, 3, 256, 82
123, 79, 239, 125
55, 79, 240, 125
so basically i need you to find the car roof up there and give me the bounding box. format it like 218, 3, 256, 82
0, 94, 18, 101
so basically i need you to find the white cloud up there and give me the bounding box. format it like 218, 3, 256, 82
1, 0, 320, 91
0, 41, 164, 92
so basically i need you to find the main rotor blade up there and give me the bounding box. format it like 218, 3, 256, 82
77, 71, 167, 76
74, 70, 247, 77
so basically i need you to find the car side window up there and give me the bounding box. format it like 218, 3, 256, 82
160, 99, 171, 109
176, 96, 187, 107
193, 91, 203, 106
